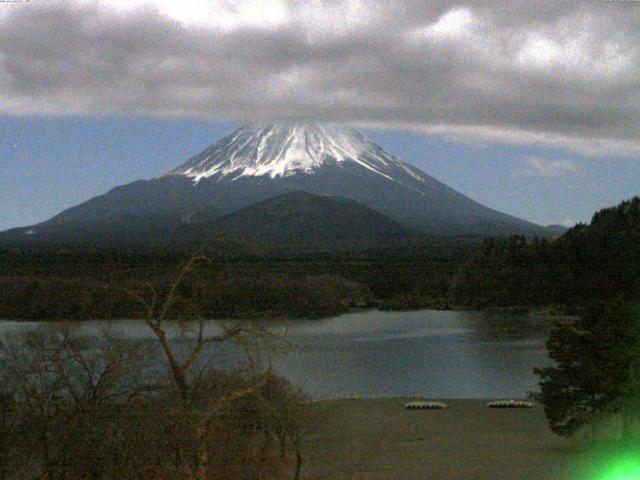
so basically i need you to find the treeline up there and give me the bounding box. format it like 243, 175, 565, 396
0, 321, 317, 480
0, 245, 461, 320
452, 197, 640, 308
0, 271, 369, 321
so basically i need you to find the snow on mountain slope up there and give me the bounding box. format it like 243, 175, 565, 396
165, 124, 416, 185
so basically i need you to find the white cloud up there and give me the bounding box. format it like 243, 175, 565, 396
95, 0, 289, 30
411, 7, 476, 41
517, 33, 564, 69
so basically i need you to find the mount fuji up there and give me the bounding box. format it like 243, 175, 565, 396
4, 124, 555, 248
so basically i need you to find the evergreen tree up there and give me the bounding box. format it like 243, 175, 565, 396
535, 301, 640, 439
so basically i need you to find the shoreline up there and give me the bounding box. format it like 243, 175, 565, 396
0, 303, 577, 323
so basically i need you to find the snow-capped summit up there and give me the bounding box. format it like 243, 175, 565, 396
165, 124, 410, 183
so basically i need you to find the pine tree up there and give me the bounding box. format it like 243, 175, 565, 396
534, 301, 640, 439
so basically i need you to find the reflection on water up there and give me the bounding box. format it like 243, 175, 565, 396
0, 309, 565, 399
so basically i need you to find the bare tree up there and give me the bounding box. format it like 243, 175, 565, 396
127, 250, 291, 480
0, 324, 152, 480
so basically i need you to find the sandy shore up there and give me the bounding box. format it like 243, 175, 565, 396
302, 398, 585, 480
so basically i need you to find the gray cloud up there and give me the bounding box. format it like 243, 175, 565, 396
1, 0, 639, 156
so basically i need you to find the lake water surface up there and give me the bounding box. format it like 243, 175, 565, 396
0, 309, 559, 399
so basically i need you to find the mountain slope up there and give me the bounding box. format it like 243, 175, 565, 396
33, 124, 550, 237
208, 191, 414, 248
0, 192, 416, 253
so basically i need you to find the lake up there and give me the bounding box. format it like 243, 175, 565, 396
0, 309, 559, 399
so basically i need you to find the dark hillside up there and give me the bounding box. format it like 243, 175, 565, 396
208, 191, 414, 249
452, 197, 640, 307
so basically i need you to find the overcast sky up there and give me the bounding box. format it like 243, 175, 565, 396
1, 0, 639, 230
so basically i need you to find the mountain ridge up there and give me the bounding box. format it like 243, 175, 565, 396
17, 124, 557, 238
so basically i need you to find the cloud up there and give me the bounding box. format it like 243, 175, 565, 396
0, 0, 639, 157
520, 156, 580, 178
